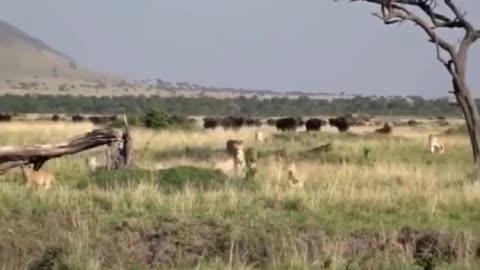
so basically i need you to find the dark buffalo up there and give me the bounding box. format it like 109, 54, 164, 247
88, 115, 117, 125
72, 114, 85, 122
305, 118, 326, 132
221, 116, 245, 130
51, 114, 61, 122
329, 117, 349, 132
407, 119, 417, 126
276, 117, 300, 132
203, 117, 220, 129
0, 113, 12, 122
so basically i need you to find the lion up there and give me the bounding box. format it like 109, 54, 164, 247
216, 139, 247, 177
244, 147, 258, 179
226, 139, 244, 156
20, 165, 55, 190
428, 134, 445, 154
255, 130, 264, 144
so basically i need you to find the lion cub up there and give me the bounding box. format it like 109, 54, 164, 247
85, 156, 104, 173
20, 165, 55, 190
428, 134, 445, 154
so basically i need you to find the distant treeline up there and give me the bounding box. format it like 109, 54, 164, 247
0, 94, 476, 117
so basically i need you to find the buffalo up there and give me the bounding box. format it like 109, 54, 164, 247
329, 117, 349, 132
0, 113, 12, 122
72, 114, 85, 122
87, 115, 117, 125
203, 117, 220, 129
276, 117, 301, 132
407, 119, 417, 126
305, 118, 326, 132
221, 116, 245, 130
51, 114, 61, 122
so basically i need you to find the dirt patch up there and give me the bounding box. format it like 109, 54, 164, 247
341, 226, 478, 270
102, 219, 230, 269
0, 212, 74, 270
397, 226, 469, 270
103, 221, 480, 269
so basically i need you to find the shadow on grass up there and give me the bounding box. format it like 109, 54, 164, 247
75, 166, 257, 193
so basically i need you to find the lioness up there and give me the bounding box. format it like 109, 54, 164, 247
428, 134, 445, 154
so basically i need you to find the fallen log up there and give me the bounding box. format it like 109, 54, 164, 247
0, 115, 134, 174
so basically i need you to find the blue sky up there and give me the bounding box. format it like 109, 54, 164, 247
1, 0, 479, 97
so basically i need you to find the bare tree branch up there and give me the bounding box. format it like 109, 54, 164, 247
444, 0, 474, 32
340, 0, 480, 166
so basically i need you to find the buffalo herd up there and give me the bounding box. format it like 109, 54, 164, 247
202, 116, 362, 132
71, 114, 117, 124
203, 116, 261, 130
0, 112, 435, 134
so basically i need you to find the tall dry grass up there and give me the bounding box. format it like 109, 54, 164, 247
0, 119, 478, 269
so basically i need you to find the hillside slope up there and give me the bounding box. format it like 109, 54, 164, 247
0, 20, 118, 82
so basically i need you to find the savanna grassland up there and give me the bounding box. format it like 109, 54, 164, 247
0, 119, 479, 270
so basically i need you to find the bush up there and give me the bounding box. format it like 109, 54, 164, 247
143, 110, 193, 130
109, 111, 195, 130
109, 114, 142, 128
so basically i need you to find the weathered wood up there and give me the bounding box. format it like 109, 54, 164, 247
105, 114, 134, 170
0, 127, 131, 174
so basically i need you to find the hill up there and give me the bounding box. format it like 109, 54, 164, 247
0, 20, 119, 83
0, 20, 337, 99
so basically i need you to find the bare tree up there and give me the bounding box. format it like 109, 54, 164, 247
341, 0, 480, 171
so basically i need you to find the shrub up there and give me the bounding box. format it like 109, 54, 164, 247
142, 110, 194, 130
110, 111, 194, 130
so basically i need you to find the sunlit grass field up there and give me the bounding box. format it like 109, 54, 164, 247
0, 118, 479, 270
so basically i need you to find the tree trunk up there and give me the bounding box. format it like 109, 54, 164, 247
453, 80, 480, 173
0, 128, 132, 174
105, 115, 134, 170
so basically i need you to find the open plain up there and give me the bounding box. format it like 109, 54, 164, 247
0, 117, 478, 270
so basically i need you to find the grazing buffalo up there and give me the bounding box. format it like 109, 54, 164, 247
276, 117, 300, 132
72, 114, 85, 122
51, 114, 61, 122
407, 119, 417, 126
221, 116, 245, 130
0, 113, 12, 122
87, 115, 117, 125
329, 117, 349, 132
203, 117, 220, 129
305, 118, 326, 132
